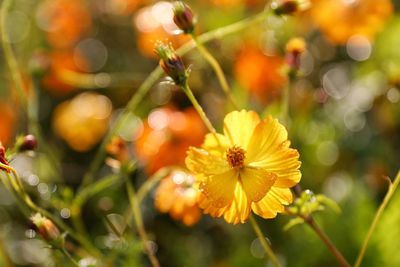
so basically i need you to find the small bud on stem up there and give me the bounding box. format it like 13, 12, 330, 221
155, 42, 188, 86
173, 1, 196, 34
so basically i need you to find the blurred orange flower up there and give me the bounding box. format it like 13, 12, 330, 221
135, 107, 206, 174
37, 0, 92, 49
53, 93, 112, 152
43, 51, 88, 95
234, 43, 286, 103
209, 0, 264, 8
0, 102, 17, 145
155, 170, 201, 226
107, 0, 148, 16
310, 0, 393, 44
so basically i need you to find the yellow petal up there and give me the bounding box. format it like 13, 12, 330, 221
223, 110, 260, 149
185, 147, 229, 176
246, 116, 301, 188
199, 182, 252, 224
240, 167, 277, 202
223, 183, 251, 224
199, 170, 237, 208
202, 133, 230, 156
251, 187, 293, 219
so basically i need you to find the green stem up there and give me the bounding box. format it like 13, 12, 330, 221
71, 174, 121, 242
354, 171, 400, 267
304, 215, 350, 267
137, 167, 172, 204
0, 165, 101, 259
126, 181, 160, 267
280, 82, 290, 127
79, 8, 270, 189
61, 248, 80, 267
191, 34, 238, 109
249, 215, 280, 267
182, 83, 217, 133
0, 0, 28, 111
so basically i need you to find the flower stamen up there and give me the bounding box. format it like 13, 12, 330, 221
226, 146, 246, 168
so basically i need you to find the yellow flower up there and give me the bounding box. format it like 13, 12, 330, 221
185, 110, 301, 224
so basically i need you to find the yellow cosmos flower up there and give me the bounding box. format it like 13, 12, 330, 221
185, 110, 301, 224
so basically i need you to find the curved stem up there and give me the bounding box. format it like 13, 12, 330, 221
126, 180, 160, 267
303, 215, 350, 267
249, 215, 280, 267
79, 8, 270, 189
354, 171, 400, 267
182, 83, 217, 133
0, 0, 28, 111
191, 34, 238, 109
0, 165, 102, 259
137, 167, 172, 204
61, 248, 80, 267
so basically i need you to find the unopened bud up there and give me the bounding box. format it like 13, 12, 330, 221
155, 42, 188, 86
272, 0, 310, 16
106, 136, 129, 162
19, 134, 38, 152
29, 51, 50, 75
0, 142, 10, 173
30, 213, 61, 244
173, 1, 196, 34
285, 37, 306, 72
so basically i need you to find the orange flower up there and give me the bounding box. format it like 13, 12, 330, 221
155, 170, 201, 226
53, 93, 112, 152
208, 0, 265, 8
234, 44, 286, 102
310, 0, 393, 44
42, 51, 88, 95
134, 107, 206, 174
37, 0, 92, 49
0, 102, 17, 145
107, 0, 148, 15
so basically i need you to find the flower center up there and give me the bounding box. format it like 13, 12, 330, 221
226, 146, 246, 168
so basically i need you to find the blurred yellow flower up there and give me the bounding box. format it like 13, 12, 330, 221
186, 110, 301, 224
53, 93, 112, 152
155, 170, 201, 226
310, 0, 393, 44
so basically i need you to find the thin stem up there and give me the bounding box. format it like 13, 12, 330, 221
61, 248, 80, 267
354, 171, 400, 267
191, 34, 238, 109
137, 167, 172, 204
249, 215, 280, 267
0, 165, 102, 259
181, 83, 222, 147
280, 82, 290, 127
126, 180, 160, 267
304, 215, 351, 267
79, 8, 270, 189
182, 83, 217, 133
0, 0, 28, 111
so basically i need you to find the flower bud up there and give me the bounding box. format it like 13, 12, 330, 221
30, 213, 61, 244
0, 142, 10, 173
285, 37, 306, 76
106, 136, 129, 162
155, 42, 188, 86
272, 0, 310, 16
19, 134, 38, 152
173, 1, 196, 34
